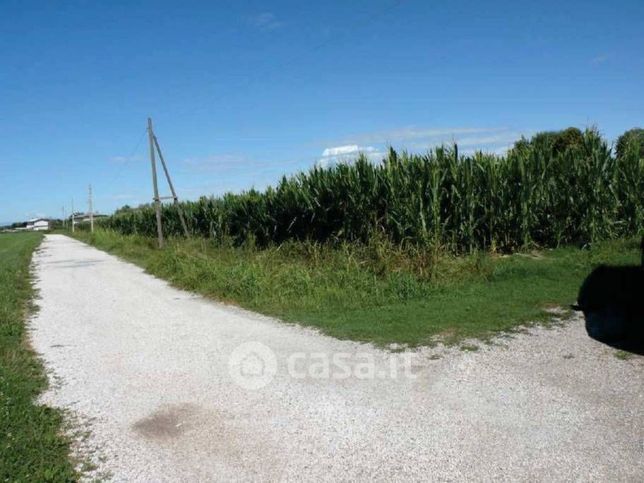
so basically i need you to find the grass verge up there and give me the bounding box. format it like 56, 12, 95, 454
0, 233, 76, 481
72, 229, 640, 347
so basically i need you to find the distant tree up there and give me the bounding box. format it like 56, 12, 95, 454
510, 127, 584, 157
615, 128, 644, 159
114, 204, 133, 214
552, 127, 584, 155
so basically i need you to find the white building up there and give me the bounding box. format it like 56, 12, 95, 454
26, 218, 50, 231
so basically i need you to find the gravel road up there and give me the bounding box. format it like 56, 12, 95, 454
30, 234, 643, 481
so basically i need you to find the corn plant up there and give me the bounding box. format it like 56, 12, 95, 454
98, 128, 643, 253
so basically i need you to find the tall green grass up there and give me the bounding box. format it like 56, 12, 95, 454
72, 230, 642, 346
101, 128, 643, 252
0, 233, 76, 480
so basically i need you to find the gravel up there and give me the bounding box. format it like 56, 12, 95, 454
30, 234, 644, 481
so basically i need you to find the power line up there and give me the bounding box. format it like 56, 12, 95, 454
103, 2, 407, 215
111, 128, 148, 182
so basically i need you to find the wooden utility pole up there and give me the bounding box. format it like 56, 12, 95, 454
152, 132, 189, 237
62, 206, 66, 229
71, 198, 75, 233
148, 117, 164, 248
88, 184, 94, 233
146, 117, 190, 247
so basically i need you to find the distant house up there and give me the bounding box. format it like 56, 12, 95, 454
26, 218, 50, 231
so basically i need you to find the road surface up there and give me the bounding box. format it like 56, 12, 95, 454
30, 235, 643, 481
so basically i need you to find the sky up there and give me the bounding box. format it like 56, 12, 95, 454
1, 0, 642, 223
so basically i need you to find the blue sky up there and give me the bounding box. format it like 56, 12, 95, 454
1, 0, 642, 223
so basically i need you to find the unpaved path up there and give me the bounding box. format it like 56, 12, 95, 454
30, 235, 643, 481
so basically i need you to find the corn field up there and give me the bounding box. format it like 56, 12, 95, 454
100, 128, 643, 252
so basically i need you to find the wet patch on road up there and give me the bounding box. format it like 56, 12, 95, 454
132, 403, 199, 440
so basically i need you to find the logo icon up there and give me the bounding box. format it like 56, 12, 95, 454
228, 341, 277, 390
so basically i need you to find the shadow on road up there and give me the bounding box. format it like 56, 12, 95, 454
573, 238, 644, 356
44, 259, 105, 269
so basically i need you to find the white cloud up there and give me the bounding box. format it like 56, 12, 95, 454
321, 145, 372, 157
591, 54, 608, 65
318, 145, 383, 168
109, 155, 141, 164
493, 145, 513, 155
326, 126, 532, 156
408, 131, 528, 154
454, 135, 510, 147
342, 126, 507, 145
182, 154, 255, 173
248, 12, 283, 31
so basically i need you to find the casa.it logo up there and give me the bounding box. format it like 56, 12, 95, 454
228, 341, 277, 390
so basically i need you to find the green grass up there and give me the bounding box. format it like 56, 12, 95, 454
0, 233, 76, 481
72, 229, 640, 347
613, 350, 634, 361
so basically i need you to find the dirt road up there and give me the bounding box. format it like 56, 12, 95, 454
30, 235, 643, 481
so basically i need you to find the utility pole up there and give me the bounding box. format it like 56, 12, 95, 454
62, 206, 66, 229
152, 130, 189, 237
146, 117, 189, 247
148, 117, 164, 248
71, 198, 75, 233
88, 184, 94, 233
